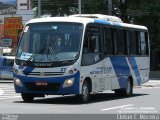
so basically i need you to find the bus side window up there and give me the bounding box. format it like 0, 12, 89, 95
83, 33, 100, 53
0, 58, 2, 67
104, 27, 114, 55
83, 34, 89, 53
82, 25, 102, 66
82, 34, 95, 66
135, 31, 141, 55
128, 30, 137, 55
145, 32, 149, 55
89, 34, 100, 53
114, 29, 125, 55
140, 32, 147, 55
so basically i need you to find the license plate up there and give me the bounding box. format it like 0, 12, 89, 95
35, 82, 48, 86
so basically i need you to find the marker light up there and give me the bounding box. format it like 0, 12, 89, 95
69, 70, 74, 74
15, 78, 23, 87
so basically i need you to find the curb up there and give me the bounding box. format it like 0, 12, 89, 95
142, 84, 160, 87
142, 80, 160, 87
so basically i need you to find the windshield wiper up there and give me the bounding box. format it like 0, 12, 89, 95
48, 47, 59, 62
27, 54, 36, 61
27, 45, 46, 62
26, 42, 60, 62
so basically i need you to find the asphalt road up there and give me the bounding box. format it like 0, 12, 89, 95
0, 80, 160, 115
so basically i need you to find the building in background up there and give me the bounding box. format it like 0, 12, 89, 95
17, 0, 32, 10
0, 0, 34, 52
16, 0, 34, 24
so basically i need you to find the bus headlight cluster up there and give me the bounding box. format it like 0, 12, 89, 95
63, 78, 74, 88
14, 78, 23, 87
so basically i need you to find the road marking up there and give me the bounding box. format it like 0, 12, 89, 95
0, 96, 21, 99
101, 104, 134, 111
0, 89, 4, 95
0, 85, 20, 99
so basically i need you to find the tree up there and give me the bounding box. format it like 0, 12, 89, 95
31, 0, 109, 16
112, 0, 160, 70
31, 0, 78, 16
128, 0, 160, 70
31, 0, 160, 70
81, 0, 108, 14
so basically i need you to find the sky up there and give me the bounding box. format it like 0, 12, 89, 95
0, 0, 16, 3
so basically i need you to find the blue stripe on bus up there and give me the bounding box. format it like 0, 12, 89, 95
128, 57, 141, 85
110, 57, 130, 88
23, 67, 35, 75
18, 65, 25, 69
94, 19, 111, 25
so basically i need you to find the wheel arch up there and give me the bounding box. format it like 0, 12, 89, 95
83, 77, 92, 92
128, 76, 133, 87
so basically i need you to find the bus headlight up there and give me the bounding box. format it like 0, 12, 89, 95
14, 78, 23, 87
63, 78, 74, 88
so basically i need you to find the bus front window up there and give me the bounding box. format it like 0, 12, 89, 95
17, 22, 83, 64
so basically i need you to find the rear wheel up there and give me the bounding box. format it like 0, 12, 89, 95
80, 80, 90, 103
126, 79, 133, 96
21, 93, 34, 102
115, 79, 133, 97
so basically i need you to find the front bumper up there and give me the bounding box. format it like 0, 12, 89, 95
14, 72, 80, 95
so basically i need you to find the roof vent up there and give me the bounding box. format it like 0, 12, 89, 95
69, 14, 123, 23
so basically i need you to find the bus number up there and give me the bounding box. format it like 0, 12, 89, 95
60, 68, 66, 72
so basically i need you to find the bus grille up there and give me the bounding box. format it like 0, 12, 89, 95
24, 82, 60, 91
23, 72, 64, 76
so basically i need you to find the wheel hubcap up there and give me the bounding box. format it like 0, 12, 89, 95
126, 81, 131, 94
82, 84, 88, 100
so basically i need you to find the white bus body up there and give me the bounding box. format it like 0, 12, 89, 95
13, 15, 150, 102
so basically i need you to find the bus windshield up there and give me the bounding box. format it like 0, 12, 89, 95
16, 22, 83, 63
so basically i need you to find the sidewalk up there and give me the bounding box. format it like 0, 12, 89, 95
142, 80, 160, 87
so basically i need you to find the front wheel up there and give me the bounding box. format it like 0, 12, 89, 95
21, 93, 34, 103
80, 81, 90, 103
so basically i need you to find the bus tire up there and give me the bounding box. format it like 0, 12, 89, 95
115, 79, 133, 97
80, 80, 90, 103
21, 93, 34, 102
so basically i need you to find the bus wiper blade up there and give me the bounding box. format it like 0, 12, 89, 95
27, 46, 44, 62
27, 54, 36, 61
48, 47, 60, 62
61, 59, 75, 64
27, 45, 46, 62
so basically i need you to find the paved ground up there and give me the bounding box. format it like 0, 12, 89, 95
142, 80, 160, 87
1, 79, 160, 88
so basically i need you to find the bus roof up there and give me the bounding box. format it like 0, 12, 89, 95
69, 14, 123, 23
26, 15, 147, 30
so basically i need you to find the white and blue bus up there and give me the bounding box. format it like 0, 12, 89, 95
0, 56, 15, 80
13, 14, 150, 102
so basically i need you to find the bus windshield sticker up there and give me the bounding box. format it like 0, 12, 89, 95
20, 52, 33, 60
94, 55, 99, 62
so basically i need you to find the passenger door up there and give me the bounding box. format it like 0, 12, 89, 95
81, 24, 105, 92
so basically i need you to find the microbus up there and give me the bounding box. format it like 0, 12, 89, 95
13, 14, 150, 102
0, 56, 15, 80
